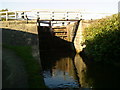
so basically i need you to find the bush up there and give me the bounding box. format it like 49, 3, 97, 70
84, 14, 120, 65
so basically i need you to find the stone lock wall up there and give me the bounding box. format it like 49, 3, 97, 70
0, 20, 38, 34
66, 20, 85, 53
1, 20, 40, 64
1, 20, 89, 53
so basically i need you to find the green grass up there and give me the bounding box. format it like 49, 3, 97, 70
3, 44, 47, 88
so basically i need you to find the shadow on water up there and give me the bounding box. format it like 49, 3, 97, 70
38, 26, 81, 88
40, 50, 92, 89
80, 51, 120, 88
38, 26, 76, 52
38, 26, 92, 89
41, 50, 120, 89
39, 26, 120, 89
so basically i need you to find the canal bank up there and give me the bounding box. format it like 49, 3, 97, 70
2, 28, 46, 88
79, 50, 120, 88
77, 14, 120, 88
3, 45, 47, 88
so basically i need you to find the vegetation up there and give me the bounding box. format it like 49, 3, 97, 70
0, 9, 8, 12
84, 14, 120, 66
3, 45, 47, 88
0, 9, 17, 21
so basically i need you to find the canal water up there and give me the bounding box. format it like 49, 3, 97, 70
40, 52, 79, 88
40, 51, 120, 88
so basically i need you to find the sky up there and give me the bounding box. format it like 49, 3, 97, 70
0, 0, 120, 19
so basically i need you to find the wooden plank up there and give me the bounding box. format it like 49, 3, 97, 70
39, 19, 80, 21
54, 31, 67, 33
6, 12, 8, 21
52, 27, 66, 29
55, 35, 67, 37
39, 21, 51, 24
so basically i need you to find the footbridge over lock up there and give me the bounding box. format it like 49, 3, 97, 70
0, 9, 111, 53
37, 20, 84, 53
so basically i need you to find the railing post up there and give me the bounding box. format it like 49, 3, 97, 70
37, 17, 40, 27
37, 12, 40, 19
21, 12, 25, 19
49, 21, 51, 28
80, 12, 82, 20
66, 12, 69, 20
76, 14, 79, 19
63, 13, 65, 19
24, 12, 26, 20
49, 21, 53, 36
6, 11, 8, 21
15, 11, 17, 20
52, 12, 54, 20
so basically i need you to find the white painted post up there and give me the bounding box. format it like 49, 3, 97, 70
63, 13, 66, 19
80, 13, 82, 20
15, 11, 17, 20
76, 14, 79, 19
6, 11, 8, 21
37, 12, 40, 19
24, 12, 26, 20
52, 12, 54, 20
37, 17, 40, 27
66, 12, 69, 20
49, 21, 53, 36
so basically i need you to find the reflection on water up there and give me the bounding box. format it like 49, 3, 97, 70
40, 51, 120, 88
74, 54, 89, 88
40, 52, 80, 88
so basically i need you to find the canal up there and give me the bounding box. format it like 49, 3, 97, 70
38, 26, 120, 89
40, 50, 120, 89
